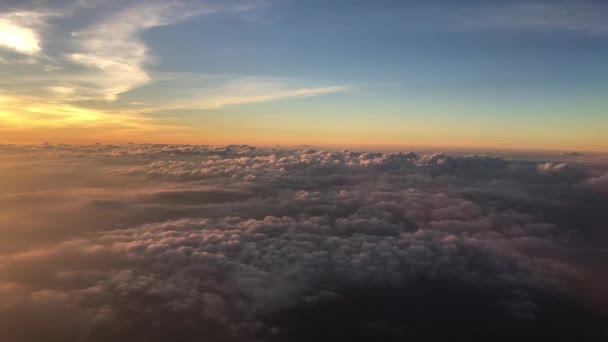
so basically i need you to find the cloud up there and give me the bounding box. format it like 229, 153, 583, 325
0, 1, 348, 140
462, 1, 608, 34
132, 77, 350, 112
0, 92, 186, 143
537, 162, 584, 183
584, 174, 608, 194
0, 13, 42, 55
194, 82, 349, 110
0, 6, 64, 56
0, 144, 607, 340
67, 1, 223, 101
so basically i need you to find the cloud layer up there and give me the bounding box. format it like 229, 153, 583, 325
0, 143, 607, 341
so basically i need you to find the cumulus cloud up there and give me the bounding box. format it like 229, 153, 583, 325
584, 174, 608, 194
537, 162, 584, 181
0, 144, 607, 341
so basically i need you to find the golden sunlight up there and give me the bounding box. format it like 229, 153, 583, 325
0, 19, 40, 55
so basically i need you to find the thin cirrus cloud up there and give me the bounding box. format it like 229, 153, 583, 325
459, 1, 608, 34
66, 1, 223, 101
130, 77, 351, 112
0, 0, 348, 139
200, 83, 350, 110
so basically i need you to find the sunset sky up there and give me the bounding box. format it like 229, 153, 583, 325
3, 2, 608, 340
1, 0, 607, 150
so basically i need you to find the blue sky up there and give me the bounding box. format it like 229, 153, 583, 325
1, 0, 607, 150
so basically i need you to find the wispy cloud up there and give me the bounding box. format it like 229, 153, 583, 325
202, 83, 348, 109
0, 93, 189, 144
0, 0, 348, 140
67, 1, 222, 101
0, 93, 148, 130
131, 77, 350, 112
461, 1, 608, 34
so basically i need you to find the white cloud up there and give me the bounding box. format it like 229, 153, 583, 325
136, 77, 350, 111
0, 1, 348, 137
67, 2, 216, 101
200, 79, 349, 109
0, 11, 52, 55
66, 3, 347, 104
0, 19, 40, 55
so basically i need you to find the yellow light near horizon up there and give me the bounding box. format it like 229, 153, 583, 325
24, 105, 102, 123
0, 107, 29, 125
0, 94, 182, 146
0, 92, 606, 152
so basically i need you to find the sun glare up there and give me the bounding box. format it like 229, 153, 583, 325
0, 20, 40, 55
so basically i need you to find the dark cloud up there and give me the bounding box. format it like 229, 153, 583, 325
0, 144, 607, 341
138, 187, 272, 205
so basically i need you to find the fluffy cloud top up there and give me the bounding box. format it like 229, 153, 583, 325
0, 144, 607, 341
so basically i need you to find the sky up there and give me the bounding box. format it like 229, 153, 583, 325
2, 3, 608, 338
1, 0, 607, 151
